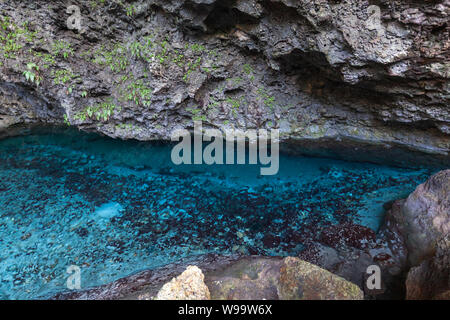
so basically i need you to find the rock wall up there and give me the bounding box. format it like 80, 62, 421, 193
381, 169, 449, 299
0, 0, 449, 165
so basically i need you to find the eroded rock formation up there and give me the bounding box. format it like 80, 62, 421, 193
406, 235, 450, 299
381, 169, 449, 300
0, 0, 449, 166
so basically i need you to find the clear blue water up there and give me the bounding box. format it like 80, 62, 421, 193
0, 128, 440, 299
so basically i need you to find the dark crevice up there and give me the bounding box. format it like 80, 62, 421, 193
203, 0, 260, 33
383, 119, 442, 131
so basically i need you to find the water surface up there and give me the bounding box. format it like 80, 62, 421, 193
0, 128, 439, 299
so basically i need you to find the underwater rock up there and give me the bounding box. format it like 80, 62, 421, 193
155, 266, 210, 300
318, 222, 376, 250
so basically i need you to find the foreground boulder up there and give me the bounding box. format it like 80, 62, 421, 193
155, 266, 210, 300
405, 235, 450, 300
52, 254, 363, 300
279, 257, 364, 300
207, 257, 363, 300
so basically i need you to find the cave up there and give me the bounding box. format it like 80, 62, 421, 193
0, 0, 448, 303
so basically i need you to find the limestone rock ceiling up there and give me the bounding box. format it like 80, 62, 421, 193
0, 0, 448, 163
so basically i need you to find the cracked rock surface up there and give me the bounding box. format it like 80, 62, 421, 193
0, 0, 449, 166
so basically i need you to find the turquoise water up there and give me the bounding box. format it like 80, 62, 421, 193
0, 128, 440, 299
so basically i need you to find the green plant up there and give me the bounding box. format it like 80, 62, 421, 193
33, 52, 56, 69
186, 106, 207, 122
208, 98, 220, 110
183, 57, 203, 83
52, 68, 77, 85
257, 87, 275, 110
93, 43, 128, 73
51, 68, 78, 94
125, 79, 152, 107
156, 39, 170, 64
74, 100, 121, 122
192, 114, 207, 121
116, 123, 134, 130
130, 41, 144, 59
126, 5, 135, 17
0, 16, 37, 59
231, 77, 243, 85
225, 96, 245, 117
243, 64, 253, 75
51, 40, 74, 59
189, 43, 205, 53
90, 0, 106, 9
23, 62, 41, 86
63, 114, 71, 126
243, 63, 255, 81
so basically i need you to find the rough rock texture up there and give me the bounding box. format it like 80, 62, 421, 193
206, 257, 283, 299
52, 254, 363, 300
51, 253, 241, 300
279, 257, 364, 300
380, 170, 450, 300
300, 223, 407, 299
207, 256, 363, 300
0, 0, 449, 166
155, 266, 210, 300
402, 169, 450, 265
405, 235, 450, 299
382, 170, 449, 266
